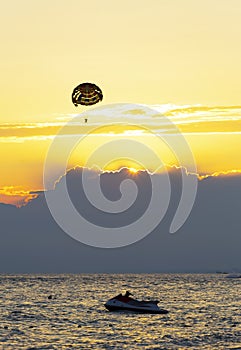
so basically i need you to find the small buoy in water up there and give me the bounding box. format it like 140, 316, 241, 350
48, 295, 52, 300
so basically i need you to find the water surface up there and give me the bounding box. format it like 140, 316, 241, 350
0, 274, 240, 349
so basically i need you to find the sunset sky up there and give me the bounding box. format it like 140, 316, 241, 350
1, 0, 241, 205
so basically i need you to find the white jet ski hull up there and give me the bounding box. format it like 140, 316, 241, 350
105, 299, 168, 314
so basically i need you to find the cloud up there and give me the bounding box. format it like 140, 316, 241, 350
1, 104, 241, 143
0, 186, 38, 206
0, 167, 241, 273
163, 105, 241, 117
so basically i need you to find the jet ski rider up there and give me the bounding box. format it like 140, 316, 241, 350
116, 291, 133, 302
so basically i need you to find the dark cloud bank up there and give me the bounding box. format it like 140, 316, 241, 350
0, 168, 241, 273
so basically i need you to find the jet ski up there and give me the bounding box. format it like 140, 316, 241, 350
104, 291, 168, 314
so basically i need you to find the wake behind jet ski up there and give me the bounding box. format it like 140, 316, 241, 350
104, 291, 168, 314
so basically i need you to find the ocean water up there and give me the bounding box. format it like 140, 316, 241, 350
0, 274, 240, 350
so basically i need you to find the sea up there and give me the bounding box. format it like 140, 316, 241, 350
0, 274, 240, 349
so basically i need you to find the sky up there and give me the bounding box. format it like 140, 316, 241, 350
1, 0, 241, 122
0, 0, 241, 207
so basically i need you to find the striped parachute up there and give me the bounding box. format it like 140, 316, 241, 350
72, 82, 103, 107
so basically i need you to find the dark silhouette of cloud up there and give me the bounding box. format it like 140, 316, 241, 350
0, 168, 241, 273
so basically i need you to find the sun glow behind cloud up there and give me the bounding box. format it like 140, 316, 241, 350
1, 103, 241, 205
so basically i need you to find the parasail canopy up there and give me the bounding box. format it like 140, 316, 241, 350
72, 82, 103, 107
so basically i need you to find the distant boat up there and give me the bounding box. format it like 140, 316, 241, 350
225, 273, 241, 279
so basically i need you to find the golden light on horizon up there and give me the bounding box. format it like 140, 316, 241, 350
1, 102, 241, 205
128, 167, 139, 174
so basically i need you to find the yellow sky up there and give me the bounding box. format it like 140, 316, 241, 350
1, 103, 241, 191
1, 0, 241, 122
0, 1, 241, 205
